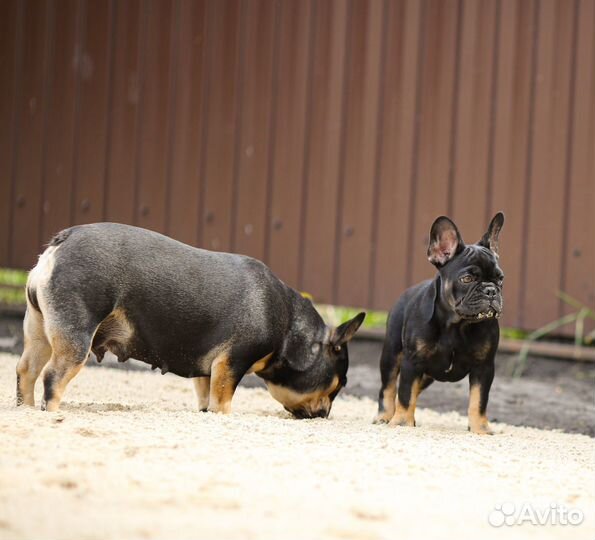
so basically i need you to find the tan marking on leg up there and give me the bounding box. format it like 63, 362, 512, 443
468, 384, 493, 434
389, 378, 421, 427
42, 355, 86, 412
374, 352, 402, 423
17, 247, 60, 406
16, 308, 52, 407
193, 377, 211, 411
246, 352, 274, 374
41, 329, 92, 412
208, 354, 236, 414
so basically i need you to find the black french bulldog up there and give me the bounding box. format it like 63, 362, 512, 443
374, 213, 504, 434
17, 223, 365, 417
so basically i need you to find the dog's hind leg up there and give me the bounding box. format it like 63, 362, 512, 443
374, 346, 402, 424
41, 345, 89, 412
16, 308, 52, 407
41, 323, 97, 412
389, 358, 424, 427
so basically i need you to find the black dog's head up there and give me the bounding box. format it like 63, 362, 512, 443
263, 311, 365, 419
427, 213, 504, 323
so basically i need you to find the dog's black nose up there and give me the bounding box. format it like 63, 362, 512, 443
484, 285, 498, 298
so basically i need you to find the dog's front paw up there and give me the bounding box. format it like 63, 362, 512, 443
207, 403, 232, 414
468, 423, 494, 435
373, 412, 393, 424
388, 414, 416, 428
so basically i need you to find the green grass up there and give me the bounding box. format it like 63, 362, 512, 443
511, 291, 595, 377
0, 268, 27, 286
315, 304, 388, 330
0, 268, 27, 305
500, 327, 529, 340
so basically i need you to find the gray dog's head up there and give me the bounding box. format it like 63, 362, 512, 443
427, 213, 505, 322
261, 311, 366, 419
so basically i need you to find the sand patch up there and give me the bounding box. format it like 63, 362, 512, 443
0, 353, 593, 540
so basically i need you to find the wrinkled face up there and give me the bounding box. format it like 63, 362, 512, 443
427, 212, 505, 323
441, 245, 504, 322
265, 341, 349, 419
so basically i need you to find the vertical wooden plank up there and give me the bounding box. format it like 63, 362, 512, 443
562, 0, 595, 314
232, 0, 276, 260
300, 0, 349, 302
0, 0, 20, 265
490, 0, 536, 329
10, 1, 49, 268
450, 0, 497, 239
523, 0, 575, 327
134, 0, 174, 233
408, 0, 460, 284
267, 0, 312, 285
334, 0, 384, 307
72, 0, 113, 225
371, 0, 422, 309
41, 0, 79, 242
104, 0, 141, 225
200, 0, 241, 251
166, 0, 207, 245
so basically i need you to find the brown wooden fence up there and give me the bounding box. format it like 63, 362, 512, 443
1, 0, 594, 332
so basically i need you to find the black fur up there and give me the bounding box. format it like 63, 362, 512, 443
377, 213, 504, 432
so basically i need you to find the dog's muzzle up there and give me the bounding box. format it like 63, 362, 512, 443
285, 406, 330, 419
459, 287, 503, 321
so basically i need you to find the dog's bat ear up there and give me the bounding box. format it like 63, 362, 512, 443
330, 312, 366, 348
479, 212, 504, 255
427, 216, 464, 267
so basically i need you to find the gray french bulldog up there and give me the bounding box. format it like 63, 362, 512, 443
17, 223, 365, 417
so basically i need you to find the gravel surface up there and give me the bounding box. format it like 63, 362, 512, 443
1, 352, 593, 540
1, 313, 594, 436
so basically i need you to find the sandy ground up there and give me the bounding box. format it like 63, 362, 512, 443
0, 353, 593, 540
3, 316, 594, 435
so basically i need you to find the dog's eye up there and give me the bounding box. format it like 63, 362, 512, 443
460, 275, 474, 284
334, 345, 342, 353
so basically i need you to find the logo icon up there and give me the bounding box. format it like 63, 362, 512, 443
488, 502, 584, 527
488, 502, 516, 527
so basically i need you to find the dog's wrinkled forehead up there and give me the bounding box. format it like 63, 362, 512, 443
448, 245, 501, 275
